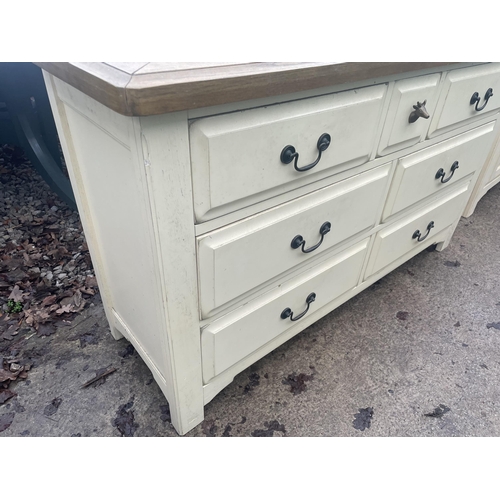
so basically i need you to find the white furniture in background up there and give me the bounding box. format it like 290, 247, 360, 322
38, 62, 500, 435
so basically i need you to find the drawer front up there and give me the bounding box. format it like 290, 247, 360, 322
378, 74, 440, 156
190, 85, 387, 222
201, 239, 369, 381
366, 180, 471, 278
383, 121, 497, 219
198, 163, 390, 318
429, 63, 500, 138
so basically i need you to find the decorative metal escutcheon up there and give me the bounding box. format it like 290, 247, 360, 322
280, 133, 331, 172
291, 221, 331, 253
412, 221, 435, 242
436, 161, 459, 183
280, 292, 317, 321
470, 88, 494, 112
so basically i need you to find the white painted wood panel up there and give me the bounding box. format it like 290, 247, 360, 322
485, 131, 500, 183
197, 163, 390, 317
489, 161, 500, 183
383, 121, 497, 219
136, 113, 205, 435
61, 106, 170, 372
378, 74, 440, 156
201, 239, 369, 381
429, 63, 500, 138
463, 119, 500, 217
53, 77, 131, 148
190, 84, 387, 221
366, 180, 471, 278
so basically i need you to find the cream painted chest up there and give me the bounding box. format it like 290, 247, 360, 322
38, 62, 500, 435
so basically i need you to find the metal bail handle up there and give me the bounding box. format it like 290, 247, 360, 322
412, 221, 435, 242
291, 222, 331, 253
280, 133, 331, 172
435, 161, 459, 183
470, 88, 494, 112
280, 293, 317, 321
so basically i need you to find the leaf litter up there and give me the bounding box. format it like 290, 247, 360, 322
0, 144, 99, 341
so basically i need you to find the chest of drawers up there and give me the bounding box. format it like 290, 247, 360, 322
38, 62, 500, 435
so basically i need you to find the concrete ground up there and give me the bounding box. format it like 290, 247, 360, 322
1, 184, 500, 437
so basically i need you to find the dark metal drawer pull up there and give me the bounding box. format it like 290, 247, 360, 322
408, 100, 430, 123
291, 221, 331, 253
281, 293, 316, 321
470, 88, 493, 112
280, 133, 331, 172
412, 221, 435, 242
436, 161, 459, 183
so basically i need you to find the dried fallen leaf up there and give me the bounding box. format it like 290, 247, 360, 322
41, 295, 57, 307
0, 412, 15, 432
72, 290, 84, 309
282, 372, 314, 395
85, 276, 97, 288
1, 323, 19, 341
0, 368, 21, 383
424, 404, 451, 418
22, 252, 33, 266
24, 307, 51, 328
486, 322, 500, 330
56, 304, 72, 315
44, 397, 62, 416
112, 399, 138, 437
56, 290, 86, 315
353, 408, 374, 431
8, 285, 24, 302
0, 390, 16, 404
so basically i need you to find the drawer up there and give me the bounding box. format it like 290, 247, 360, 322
378, 73, 440, 156
429, 63, 500, 138
383, 121, 497, 219
190, 84, 387, 222
197, 163, 390, 318
201, 238, 369, 381
365, 180, 471, 278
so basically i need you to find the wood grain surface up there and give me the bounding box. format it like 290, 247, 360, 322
35, 62, 458, 116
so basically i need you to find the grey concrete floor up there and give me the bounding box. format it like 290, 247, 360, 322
1, 183, 500, 437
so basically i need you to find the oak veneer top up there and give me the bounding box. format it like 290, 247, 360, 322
35, 62, 458, 116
